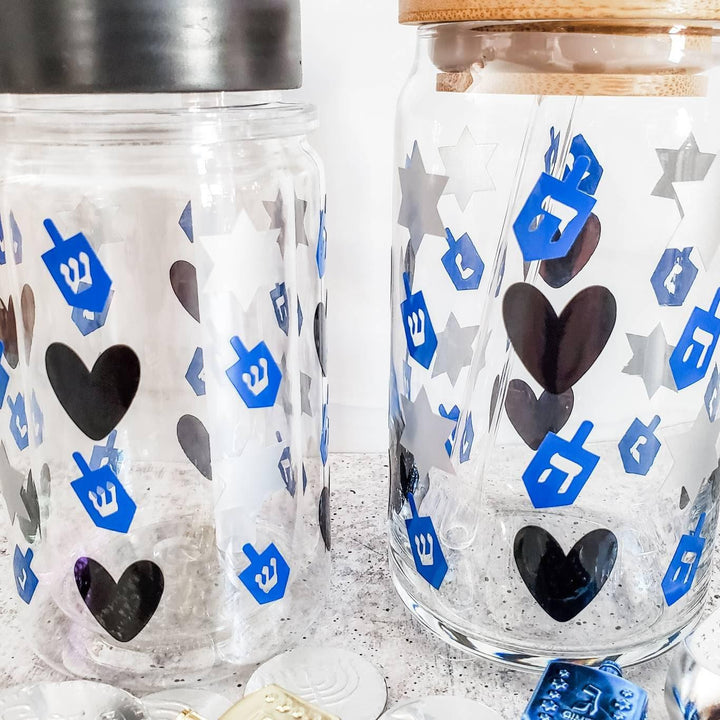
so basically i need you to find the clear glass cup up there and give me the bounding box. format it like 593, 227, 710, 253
0, 92, 329, 688
390, 21, 720, 668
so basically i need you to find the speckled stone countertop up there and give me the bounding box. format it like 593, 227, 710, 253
0, 453, 718, 718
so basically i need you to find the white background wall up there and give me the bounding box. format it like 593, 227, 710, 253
292, 1, 417, 452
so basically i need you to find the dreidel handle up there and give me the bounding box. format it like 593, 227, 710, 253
407, 492, 420, 519
708, 287, 720, 317
564, 154, 592, 188
402, 272, 412, 298
43, 218, 67, 248
6, 395, 13, 411
242, 543, 261, 563
72, 451, 92, 476
105, 429, 117, 451
22, 547, 33, 564
444, 227, 456, 248
691, 512, 707, 537
571, 420, 594, 446
647, 415, 662, 433
229, 336, 249, 358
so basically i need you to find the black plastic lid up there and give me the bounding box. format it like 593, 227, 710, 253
0, 0, 302, 94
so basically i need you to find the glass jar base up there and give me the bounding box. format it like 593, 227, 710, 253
389, 547, 697, 671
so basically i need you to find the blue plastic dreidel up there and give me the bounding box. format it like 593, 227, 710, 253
320, 402, 329, 466
523, 660, 648, 720
70, 451, 136, 534
459, 413, 474, 464
238, 542, 290, 605
316, 206, 327, 279
226, 336, 282, 409
618, 415, 662, 476
441, 228, 484, 291
513, 155, 597, 262
670, 288, 720, 390
270, 282, 290, 336
563, 134, 604, 195
89, 429, 123, 474
7, 393, 29, 451
0, 344, 9, 407
662, 513, 707, 607
522, 421, 600, 509
438, 404, 460, 456
71, 285, 113, 335
650, 247, 698, 307
400, 272, 437, 369
13, 546, 39, 605
185, 346, 206, 397
405, 492, 448, 589
41, 218, 112, 313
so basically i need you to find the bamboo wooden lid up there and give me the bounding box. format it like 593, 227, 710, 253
399, 0, 720, 23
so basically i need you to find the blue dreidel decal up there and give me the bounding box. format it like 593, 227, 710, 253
513, 155, 597, 262
705, 366, 720, 421
400, 273, 437, 369
226, 336, 282, 409
405, 492, 448, 589
185, 346, 206, 397
71, 451, 136, 534
563, 134, 604, 195
41, 218, 112, 313
0, 344, 9, 407
618, 415, 661, 476
439, 404, 460, 456
71, 285, 113, 335
523, 660, 648, 720
0, 215, 5, 265
320, 403, 329, 466
7, 393, 29, 451
13, 546, 39, 605
270, 282, 290, 336
278, 445, 296, 496
441, 229, 484, 291
522, 421, 600, 508
651, 247, 698, 307
459, 413, 474, 464
662, 514, 706, 606
316, 205, 327, 279
238, 542, 290, 605
89, 429, 124, 475
544, 127, 560, 174
670, 288, 720, 390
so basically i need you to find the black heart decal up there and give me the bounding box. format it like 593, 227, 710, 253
19, 464, 50, 544
514, 526, 618, 622
46, 343, 141, 441
539, 214, 601, 289
21, 285, 35, 364
505, 379, 574, 450
176, 414, 212, 480
503, 283, 616, 395
319, 485, 331, 551
74, 557, 164, 643
314, 301, 326, 376
169, 260, 200, 323
0, 296, 19, 369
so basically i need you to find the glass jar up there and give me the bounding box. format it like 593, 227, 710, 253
390, 4, 720, 669
0, 1, 329, 689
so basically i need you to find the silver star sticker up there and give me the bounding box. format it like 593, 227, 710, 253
300, 372, 313, 416
0, 443, 30, 524
622, 324, 677, 398
432, 313, 480, 385
263, 190, 286, 258
400, 387, 457, 479
666, 410, 720, 507
398, 142, 449, 254
652, 133, 715, 215
439, 127, 496, 211
295, 195, 309, 246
